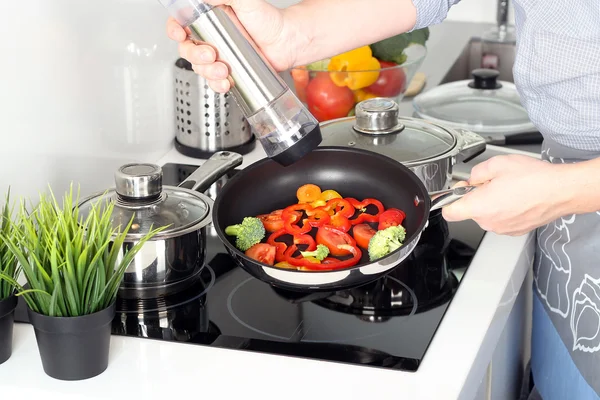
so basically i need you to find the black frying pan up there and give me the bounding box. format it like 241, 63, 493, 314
212, 147, 473, 292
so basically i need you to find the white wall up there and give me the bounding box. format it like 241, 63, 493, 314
0, 1, 179, 203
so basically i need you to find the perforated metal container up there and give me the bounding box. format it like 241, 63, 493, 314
173, 58, 255, 158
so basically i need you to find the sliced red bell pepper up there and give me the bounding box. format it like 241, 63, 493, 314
307, 198, 353, 231
283, 244, 321, 268
284, 244, 298, 258
267, 228, 291, 263
346, 197, 385, 225
324, 244, 362, 269
329, 214, 352, 232
289, 244, 362, 270
282, 204, 313, 235
293, 234, 317, 251
304, 208, 331, 228
308, 198, 354, 218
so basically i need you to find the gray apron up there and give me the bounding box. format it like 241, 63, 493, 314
530, 139, 600, 399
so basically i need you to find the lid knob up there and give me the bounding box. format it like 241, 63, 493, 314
353, 98, 405, 135
468, 68, 502, 90
115, 164, 163, 200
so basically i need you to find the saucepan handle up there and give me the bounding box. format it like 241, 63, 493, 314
179, 151, 243, 193
429, 185, 477, 212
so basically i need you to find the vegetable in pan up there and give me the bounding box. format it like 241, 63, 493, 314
368, 225, 407, 262
225, 184, 407, 271
224, 217, 266, 251
300, 244, 330, 261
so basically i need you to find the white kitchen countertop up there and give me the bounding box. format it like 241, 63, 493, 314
0, 20, 538, 400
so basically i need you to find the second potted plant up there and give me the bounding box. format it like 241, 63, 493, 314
0, 184, 164, 380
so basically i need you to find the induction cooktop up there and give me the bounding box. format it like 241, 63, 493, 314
14, 162, 486, 373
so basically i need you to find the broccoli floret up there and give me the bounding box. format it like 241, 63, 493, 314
225, 217, 265, 251
300, 244, 330, 261
407, 27, 430, 46
369, 28, 430, 65
368, 225, 407, 261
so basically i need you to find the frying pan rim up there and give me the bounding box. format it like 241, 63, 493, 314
212, 146, 432, 274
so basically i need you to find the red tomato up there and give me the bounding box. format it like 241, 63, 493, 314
353, 224, 377, 249
291, 68, 309, 103
305, 72, 355, 122
365, 61, 406, 98
258, 209, 300, 233
245, 243, 276, 266
316, 225, 356, 257
378, 208, 406, 230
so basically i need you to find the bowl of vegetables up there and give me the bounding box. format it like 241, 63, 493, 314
289, 29, 429, 122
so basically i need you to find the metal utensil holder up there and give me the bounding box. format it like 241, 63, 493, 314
173, 58, 255, 158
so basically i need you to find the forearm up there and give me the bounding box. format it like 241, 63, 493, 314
561, 158, 600, 215
284, 0, 418, 66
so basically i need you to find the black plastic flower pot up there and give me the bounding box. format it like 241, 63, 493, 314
0, 295, 18, 365
27, 302, 116, 381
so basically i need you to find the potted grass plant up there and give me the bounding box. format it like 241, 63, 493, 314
0, 184, 164, 381
0, 189, 19, 365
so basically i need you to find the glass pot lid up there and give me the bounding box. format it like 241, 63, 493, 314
319, 98, 458, 165
412, 69, 535, 135
78, 164, 210, 240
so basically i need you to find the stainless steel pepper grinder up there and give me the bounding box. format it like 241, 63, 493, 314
159, 0, 322, 166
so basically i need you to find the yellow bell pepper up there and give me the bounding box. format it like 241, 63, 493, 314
275, 261, 295, 269
320, 189, 342, 201
307, 189, 343, 209
309, 199, 327, 208
304, 257, 321, 264
353, 89, 377, 104
328, 46, 381, 90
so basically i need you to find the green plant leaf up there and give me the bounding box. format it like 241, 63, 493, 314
76, 248, 88, 297
63, 241, 80, 315
0, 184, 164, 317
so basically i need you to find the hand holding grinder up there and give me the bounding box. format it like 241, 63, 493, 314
159, 0, 323, 166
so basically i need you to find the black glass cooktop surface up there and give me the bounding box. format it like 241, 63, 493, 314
14, 162, 486, 372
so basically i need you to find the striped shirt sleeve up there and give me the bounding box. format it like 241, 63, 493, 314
410, 0, 462, 30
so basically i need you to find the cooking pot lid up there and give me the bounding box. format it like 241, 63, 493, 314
412, 68, 535, 135
319, 98, 457, 164
78, 164, 210, 239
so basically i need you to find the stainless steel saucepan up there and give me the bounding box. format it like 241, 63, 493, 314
77, 151, 242, 299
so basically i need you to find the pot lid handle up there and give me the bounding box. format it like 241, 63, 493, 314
114, 164, 163, 200
468, 68, 502, 90
353, 98, 405, 135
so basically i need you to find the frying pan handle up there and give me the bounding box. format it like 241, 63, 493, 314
178, 151, 243, 193
429, 185, 477, 211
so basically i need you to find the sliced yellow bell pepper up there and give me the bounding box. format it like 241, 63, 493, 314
353, 89, 377, 104
309, 199, 327, 208
275, 261, 295, 269
304, 257, 321, 264
320, 189, 342, 201
328, 46, 381, 90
